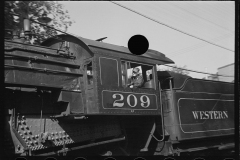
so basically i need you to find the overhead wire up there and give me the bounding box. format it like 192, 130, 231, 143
110, 1, 234, 52
159, 3, 209, 35
163, 3, 232, 41
169, 33, 234, 57
163, 3, 234, 56
171, 3, 234, 33
110, 2, 234, 78
185, 3, 233, 18
208, 2, 234, 15
145, 3, 209, 37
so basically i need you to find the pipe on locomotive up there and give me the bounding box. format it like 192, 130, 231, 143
140, 81, 167, 152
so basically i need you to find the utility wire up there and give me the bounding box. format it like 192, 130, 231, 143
171, 3, 234, 33
110, 1, 234, 52
169, 33, 234, 57
162, 64, 234, 77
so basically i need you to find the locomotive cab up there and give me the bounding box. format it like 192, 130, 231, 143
42, 34, 175, 116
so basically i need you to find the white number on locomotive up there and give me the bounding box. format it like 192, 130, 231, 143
112, 93, 150, 108
112, 93, 124, 107
140, 95, 150, 108
127, 94, 138, 107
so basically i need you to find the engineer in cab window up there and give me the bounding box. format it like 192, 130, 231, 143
128, 67, 144, 88
87, 70, 93, 85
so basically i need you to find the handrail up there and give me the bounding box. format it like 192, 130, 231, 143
5, 64, 82, 77
5, 81, 63, 90
5, 53, 80, 69
5, 44, 76, 59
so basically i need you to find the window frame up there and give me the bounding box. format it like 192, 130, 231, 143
120, 60, 156, 90
99, 57, 120, 87
84, 59, 94, 89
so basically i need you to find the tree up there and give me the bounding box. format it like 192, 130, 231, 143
157, 65, 190, 76
5, 1, 75, 44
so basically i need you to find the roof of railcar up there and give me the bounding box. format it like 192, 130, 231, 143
42, 34, 174, 64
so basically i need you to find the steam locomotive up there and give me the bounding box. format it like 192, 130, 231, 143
4, 32, 235, 156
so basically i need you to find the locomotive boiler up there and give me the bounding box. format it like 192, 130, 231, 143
4, 33, 235, 157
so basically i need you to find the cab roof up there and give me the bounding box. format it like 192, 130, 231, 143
42, 34, 174, 64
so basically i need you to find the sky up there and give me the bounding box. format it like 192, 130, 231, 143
57, 1, 235, 79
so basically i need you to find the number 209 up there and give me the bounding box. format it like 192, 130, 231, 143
112, 93, 150, 108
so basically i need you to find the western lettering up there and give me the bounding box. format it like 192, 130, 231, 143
213, 111, 218, 119
219, 111, 223, 119
205, 111, 209, 119
218, 111, 221, 119
223, 111, 228, 118
192, 111, 228, 120
209, 111, 213, 119
202, 111, 206, 119
199, 111, 203, 119
192, 111, 199, 119
218, 111, 222, 119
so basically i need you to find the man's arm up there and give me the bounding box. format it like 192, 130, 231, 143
133, 75, 144, 88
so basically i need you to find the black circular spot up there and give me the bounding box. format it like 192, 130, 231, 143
128, 35, 149, 55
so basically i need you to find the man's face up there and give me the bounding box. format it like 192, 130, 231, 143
132, 69, 138, 77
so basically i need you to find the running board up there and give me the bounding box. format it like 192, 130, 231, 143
176, 143, 235, 153
37, 136, 125, 156
218, 143, 235, 150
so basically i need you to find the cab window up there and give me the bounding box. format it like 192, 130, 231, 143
121, 61, 155, 89
99, 57, 119, 87
86, 62, 93, 85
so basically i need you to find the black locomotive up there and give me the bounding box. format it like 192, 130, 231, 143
4, 32, 234, 156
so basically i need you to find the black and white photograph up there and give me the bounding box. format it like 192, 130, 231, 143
4, 1, 236, 160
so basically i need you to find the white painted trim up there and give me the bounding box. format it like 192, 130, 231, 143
175, 90, 234, 95
177, 98, 234, 133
